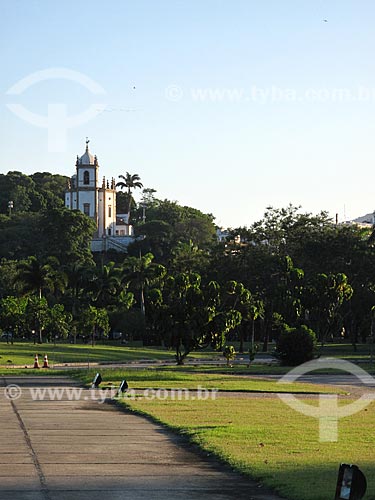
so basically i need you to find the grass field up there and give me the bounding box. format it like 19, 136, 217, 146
69, 365, 371, 500
121, 395, 375, 500
0, 342, 222, 366
1, 341, 374, 373
72, 368, 342, 394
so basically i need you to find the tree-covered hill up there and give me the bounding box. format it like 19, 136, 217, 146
0, 171, 68, 214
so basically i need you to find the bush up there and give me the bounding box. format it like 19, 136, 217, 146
223, 345, 236, 367
274, 324, 317, 366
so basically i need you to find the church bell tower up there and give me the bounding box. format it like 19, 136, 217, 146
65, 140, 117, 238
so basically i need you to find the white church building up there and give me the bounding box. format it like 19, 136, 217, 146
65, 141, 134, 252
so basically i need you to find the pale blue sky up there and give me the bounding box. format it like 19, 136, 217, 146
1, 0, 375, 227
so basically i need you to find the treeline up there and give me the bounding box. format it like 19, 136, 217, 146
0, 170, 374, 363
0, 171, 68, 214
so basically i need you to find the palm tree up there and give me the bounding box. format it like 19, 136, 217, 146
17, 257, 67, 343
90, 262, 121, 308
64, 261, 95, 319
122, 253, 166, 316
116, 172, 143, 222
17, 257, 65, 300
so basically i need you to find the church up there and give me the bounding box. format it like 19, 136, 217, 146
65, 140, 134, 252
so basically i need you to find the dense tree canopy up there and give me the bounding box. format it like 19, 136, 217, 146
130, 198, 217, 267
0, 167, 375, 362
0, 171, 68, 214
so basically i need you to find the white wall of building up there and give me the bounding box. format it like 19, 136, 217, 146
98, 188, 116, 237
78, 190, 97, 218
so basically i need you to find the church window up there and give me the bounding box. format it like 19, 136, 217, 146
83, 171, 90, 185
108, 206, 112, 217
83, 203, 90, 216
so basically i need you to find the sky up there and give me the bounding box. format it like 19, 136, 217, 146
1, 0, 375, 228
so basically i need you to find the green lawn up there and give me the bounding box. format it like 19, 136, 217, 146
122, 395, 375, 500
72, 368, 342, 394
1, 341, 374, 377
319, 342, 374, 358
0, 341, 275, 367
0, 342, 221, 366
0, 368, 71, 376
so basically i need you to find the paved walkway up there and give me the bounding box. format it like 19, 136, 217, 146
0, 376, 284, 500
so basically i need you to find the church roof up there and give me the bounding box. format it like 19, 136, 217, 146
79, 140, 96, 165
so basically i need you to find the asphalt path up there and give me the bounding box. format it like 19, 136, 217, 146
262, 374, 375, 388
0, 376, 285, 500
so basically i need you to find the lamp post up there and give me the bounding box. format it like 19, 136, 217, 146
8, 201, 13, 216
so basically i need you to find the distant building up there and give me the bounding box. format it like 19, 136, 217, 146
216, 228, 231, 242
65, 140, 134, 252
116, 214, 133, 236
350, 212, 375, 228
216, 228, 241, 244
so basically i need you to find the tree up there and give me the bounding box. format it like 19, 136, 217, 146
305, 273, 353, 345
0, 171, 36, 214
40, 208, 96, 265
144, 287, 165, 343
0, 213, 43, 260
164, 272, 204, 364
0, 171, 68, 215
141, 199, 217, 251
132, 220, 173, 261
0, 296, 28, 342
45, 304, 72, 344
223, 345, 236, 367
275, 324, 317, 366
211, 206, 375, 351
63, 261, 95, 320
17, 257, 67, 342
9, 185, 32, 212
248, 299, 265, 359
25, 296, 49, 344
170, 240, 209, 274
17, 257, 59, 300
90, 262, 121, 308
30, 172, 67, 209
122, 253, 166, 317
141, 187, 157, 204
245, 204, 333, 255
108, 287, 135, 334
0, 259, 22, 298
163, 275, 243, 364
274, 256, 305, 327
80, 306, 109, 346
116, 172, 143, 222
